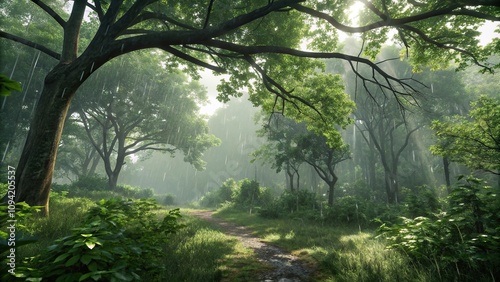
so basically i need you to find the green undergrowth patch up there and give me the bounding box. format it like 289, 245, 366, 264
158, 210, 269, 282
214, 207, 432, 282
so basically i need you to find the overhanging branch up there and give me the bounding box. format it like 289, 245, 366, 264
0, 30, 61, 60
31, 0, 66, 27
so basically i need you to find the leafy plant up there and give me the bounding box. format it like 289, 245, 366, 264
17, 198, 184, 281
377, 176, 500, 281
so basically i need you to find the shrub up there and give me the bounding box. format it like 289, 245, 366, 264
162, 194, 176, 206
378, 176, 500, 281
402, 185, 440, 218
17, 198, 184, 281
235, 179, 260, 206
73, 175, 109, 191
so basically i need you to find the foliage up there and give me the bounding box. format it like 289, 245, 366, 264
431, 95, 500, 175
17, 198, 184, 281
0, 202, 40, 261
199, 178, 271, 209
71, 175, 109, 192
258, 189, 319, 219
160, 194, 176, 206
401, 185, 441, 219
51, 177, 154, 201
378, 176, 500, 281
0, 74, 22, 96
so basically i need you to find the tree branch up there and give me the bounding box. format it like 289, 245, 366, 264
0, 30, 61, 60
31, 0, 66, 27
161, 46, 226, 72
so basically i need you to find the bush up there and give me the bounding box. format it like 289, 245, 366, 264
402, 185, 440, 218
258, 190, 319, 219
378, 176, 500, 281
17, 198, 184, 281
162, 194, 176, 206
72, 175, 109, 191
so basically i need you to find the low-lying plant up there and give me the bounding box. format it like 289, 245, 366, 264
11, 198, 184, 281
378, 176, 500, 281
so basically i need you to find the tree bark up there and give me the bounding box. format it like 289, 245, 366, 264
14, 65, 81, 215
327, 175, 338, 207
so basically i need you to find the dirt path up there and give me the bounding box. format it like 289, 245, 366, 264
188, 210, 313, 282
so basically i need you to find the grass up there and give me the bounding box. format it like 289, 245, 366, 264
12, 194, 434, 281
153, 212, 267, 281
14, 198, 265, 282
17, 193, 96, 260
214, 207, 433, 282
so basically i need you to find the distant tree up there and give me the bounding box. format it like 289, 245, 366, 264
431, 96, 500, 187
254, 115, 305, 191
257, 114, 350, 205
295, 126, 350, 206
1, 0, 498, 214
74, 52, 220, 189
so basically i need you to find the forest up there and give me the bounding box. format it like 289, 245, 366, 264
0, 0, 499, 281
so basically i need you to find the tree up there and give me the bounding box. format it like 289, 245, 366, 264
295, 126, 350, 206
347, 45, 424, 204
256, 114, 350, 205
74, 52, 219, 189
1, 0, 498, 214
431, 95, 500, 187
254, 114, 305, 192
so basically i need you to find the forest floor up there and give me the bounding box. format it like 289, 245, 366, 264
188, 210, 314, 282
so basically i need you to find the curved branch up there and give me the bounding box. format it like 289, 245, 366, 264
450, 8, 500, 21
291, 3, 461, 33
0, 30, 61, 60
91, 0, 105, 20
161, 46, 226, 72
205, 40, 422, 97
31, 0, 66, 27
131, 12, 197, 30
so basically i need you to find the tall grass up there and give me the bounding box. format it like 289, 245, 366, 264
215, 207, 432, 282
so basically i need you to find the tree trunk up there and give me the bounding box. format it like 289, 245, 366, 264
14, 65, 80, 215
384, 170, 399, 204
327, 175, 338, 207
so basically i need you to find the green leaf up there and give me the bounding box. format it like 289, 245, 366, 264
80, 254, 92, 265
65, 254, 81, 267
85, 241, 96, 250
0, 74, 22, 96
53, 253, 71, 263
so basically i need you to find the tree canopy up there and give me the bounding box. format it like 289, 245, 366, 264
431, 95, 500, 176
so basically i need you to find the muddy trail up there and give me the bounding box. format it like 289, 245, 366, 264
188, 210, 313, 282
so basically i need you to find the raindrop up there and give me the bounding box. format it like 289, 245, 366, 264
1, 141, 10, 163
61, 88, 67, 98
80, 71, 85, 81
90, 62, 95, 73
412, 150, 415, 162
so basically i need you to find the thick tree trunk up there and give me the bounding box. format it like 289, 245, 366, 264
14, 65, 80, 215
